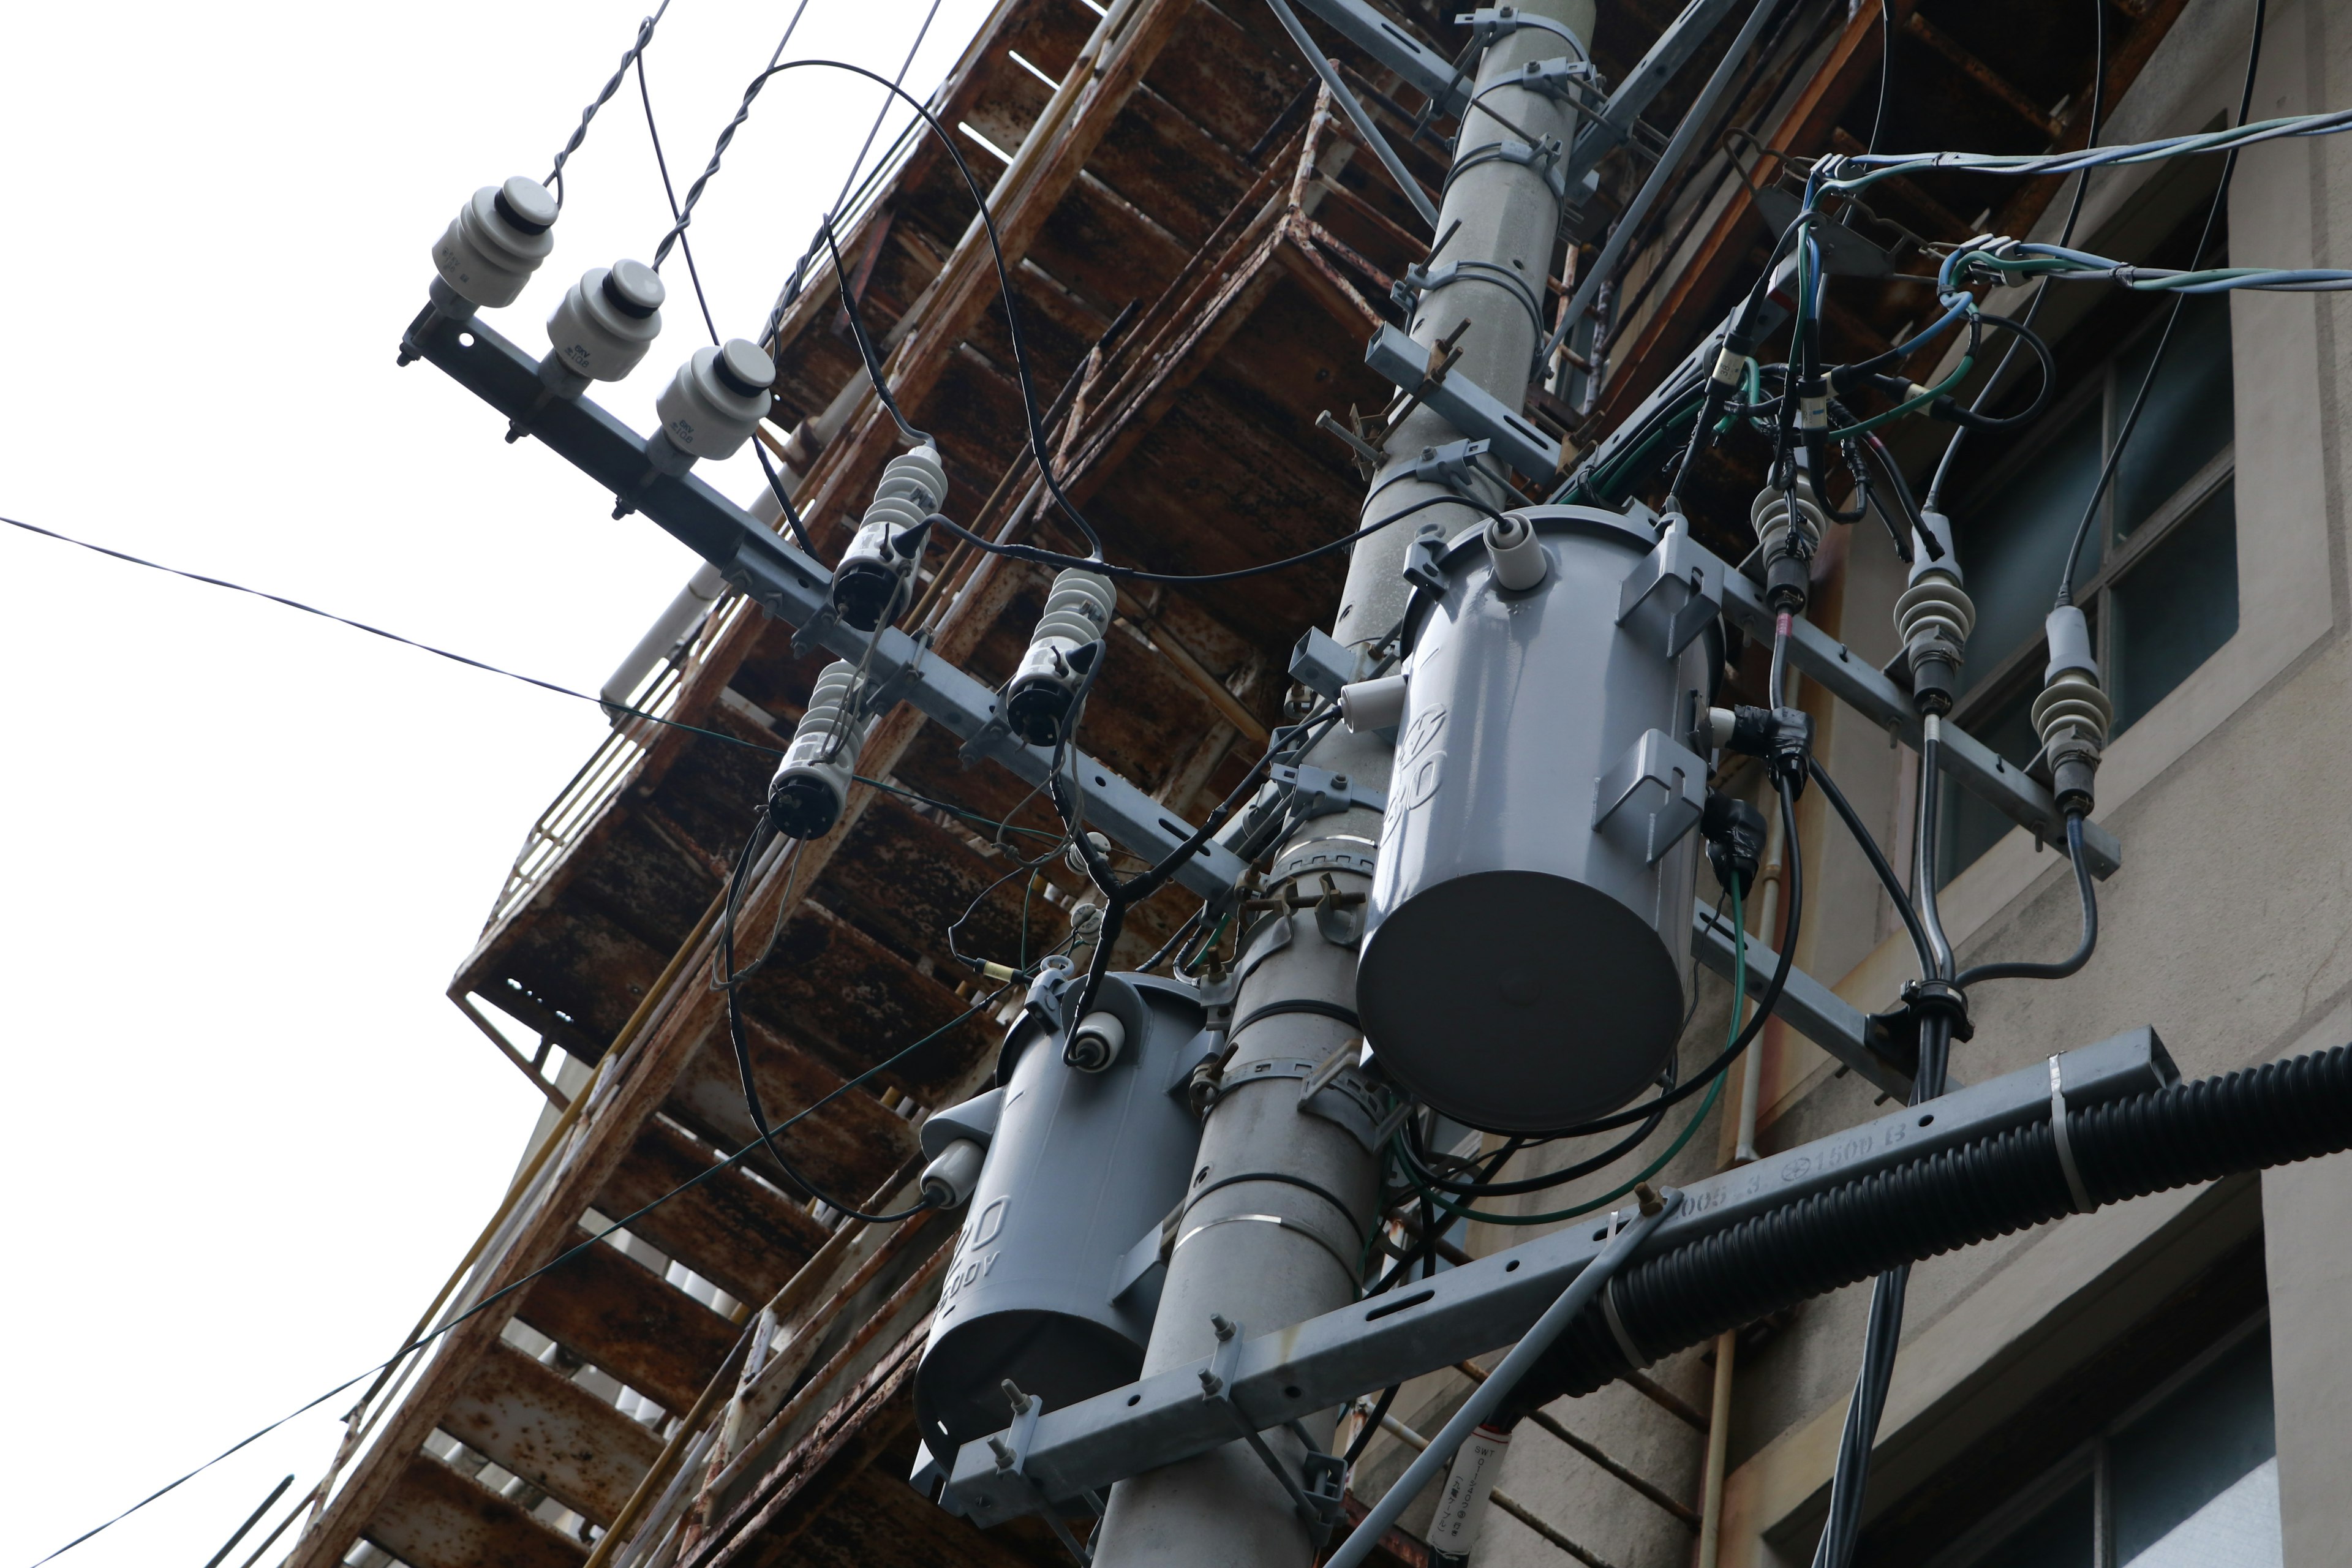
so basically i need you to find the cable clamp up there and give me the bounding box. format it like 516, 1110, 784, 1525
1455, 6, 1587, 55
2049, 1055, 2094, 1213
1442, 136, 1568, 202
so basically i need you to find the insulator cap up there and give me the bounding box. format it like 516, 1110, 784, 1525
434, 177, 558, 311
545, 261, 666, 386
1005, 568, 1115, 746
655, 340, 774, 461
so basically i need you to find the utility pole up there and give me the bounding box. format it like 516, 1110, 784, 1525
1089, 5, 1591, 1561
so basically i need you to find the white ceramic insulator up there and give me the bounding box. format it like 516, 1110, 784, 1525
2032, 669, 2114, 756
655, 340, 774, 460
1065, 1011, 1126, 1073
1032, 568, 1116, 649
546, 261, 665, 383
774, 661, 868, 800
434, 177, 557, 310
919, 1139, 987, 1208
1483, 512, 1549, 591
1751, 473, 1826, 564
1893, 571, 1976, 653
1339, 674, 1409, 733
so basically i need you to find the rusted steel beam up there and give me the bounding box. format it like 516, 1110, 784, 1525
598, 1120, 830, 1306
515, 1230, 739, 1415
451, 991, 569, 1110
1904, 10, 2064, 141
693, 1309, 943, 1568
442, 1340, 663, 1526
1597, 0, 1891, 428
366, 1453, 587, 1568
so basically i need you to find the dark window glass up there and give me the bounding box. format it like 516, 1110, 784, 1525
2110, 480, 2239, 734
1938, 684, 2041, 885
2113, 296, 2235, 538
1971, 1478, 2094, 1568
2113, 1329, 2278, 1567
1957, 403, 2103, 695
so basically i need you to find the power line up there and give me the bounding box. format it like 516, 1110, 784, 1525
24, 987, 1006, 1568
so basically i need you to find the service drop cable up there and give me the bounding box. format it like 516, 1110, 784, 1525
544, 1, 673, 208
649, 3, 815, 270
23, 987, 1005, 1567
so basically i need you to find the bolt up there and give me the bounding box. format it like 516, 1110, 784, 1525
988, 1436, 1017, 1471
1199, 1368, 1224, 1396
1210, 1313, 1238, 1341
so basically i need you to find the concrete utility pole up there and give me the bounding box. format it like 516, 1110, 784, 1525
1090, 6, 1591, 1562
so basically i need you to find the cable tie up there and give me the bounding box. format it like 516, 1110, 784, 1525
1600, 1275, 1650, 1369
2048, 1055, 2094, 1213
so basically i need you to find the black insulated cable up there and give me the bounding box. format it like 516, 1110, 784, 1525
1809, 758, 1936, 979
1955, 812, 2100, 986
2057, 0, 2264, 607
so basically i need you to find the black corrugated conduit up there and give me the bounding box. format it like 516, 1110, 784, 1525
1493, 1038, 2352, 1419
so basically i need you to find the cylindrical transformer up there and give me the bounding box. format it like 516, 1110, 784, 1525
1360, 506, 1721, 1131
914, 973, 1212, 1457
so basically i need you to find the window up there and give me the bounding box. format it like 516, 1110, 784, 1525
1934, 223, 2239, 884
1936, 1319, 2280, 1568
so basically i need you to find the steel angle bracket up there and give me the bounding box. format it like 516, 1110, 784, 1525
938, 1030, 2176, 1526
1618, 526, 1724, 657
1694, 538, 2124, 877
1689, 900, 1917, 1099
1562, 0, 1744, 185
1291, 0, 1472, 117
1365, 323, 1562, 481
401, 307, 1248, 901
1196, 1317, 1346, 1544
1593, 729, 1706, 863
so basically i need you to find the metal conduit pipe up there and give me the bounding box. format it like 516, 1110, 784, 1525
1488, 1036, 2352, 1423
1090, 3, 1593, 1564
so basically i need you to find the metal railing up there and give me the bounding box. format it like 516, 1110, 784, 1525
483, 593, 757, 930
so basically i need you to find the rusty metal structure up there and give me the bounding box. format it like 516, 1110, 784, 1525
277, 1, 2209, 1565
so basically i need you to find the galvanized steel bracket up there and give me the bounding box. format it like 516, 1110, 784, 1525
1271, 763, 1389, 820
1365, 323, 1563, 480
1414, 437, 1493, 485
1592, 728, 1707, 864
1618, 526, 1725, 658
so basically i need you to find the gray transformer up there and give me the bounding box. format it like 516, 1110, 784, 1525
914, 974, 1213, 1457
1360, 507, 1722, 1132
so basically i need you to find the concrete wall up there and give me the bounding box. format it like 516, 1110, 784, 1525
1370, 1, 2352, 1562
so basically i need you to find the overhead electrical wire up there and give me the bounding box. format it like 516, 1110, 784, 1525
25, 987, 1006, 1567
544, 1, 674, 208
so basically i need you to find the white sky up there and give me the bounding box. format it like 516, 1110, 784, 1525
0, 1, 997, 1563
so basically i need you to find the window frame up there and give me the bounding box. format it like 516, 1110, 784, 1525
1918, 1309, 2273, 1568
1937, 298, 2238, 883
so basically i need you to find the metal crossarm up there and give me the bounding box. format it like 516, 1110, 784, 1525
402, 306, 1250, 901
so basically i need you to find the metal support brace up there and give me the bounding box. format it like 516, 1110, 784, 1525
940, 1031, 2176, 1525
1561, 0, 1744, 183
1365, 323, 1562, 479
1688, 900, 1917, 1099
1703, 539, 2124, 876
400, 307, 1248, 900
1290, 0, 1474, 116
